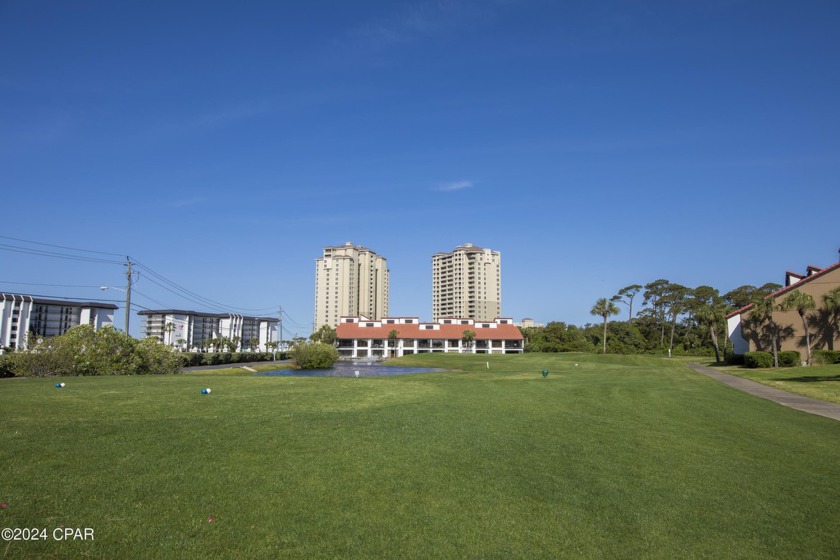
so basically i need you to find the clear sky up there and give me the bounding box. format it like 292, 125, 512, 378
2, 0, 839, 338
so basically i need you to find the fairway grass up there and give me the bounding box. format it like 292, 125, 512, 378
2, 354, 839, 558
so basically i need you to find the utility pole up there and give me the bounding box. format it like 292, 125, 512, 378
125, 257, 132, 335
278, 306, 284, 352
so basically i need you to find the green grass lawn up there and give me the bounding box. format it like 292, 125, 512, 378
709, 362, 840, 405
2, 353, 839, 559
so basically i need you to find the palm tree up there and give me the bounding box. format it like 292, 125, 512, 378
824, 287, 840, 338
780, 290, 816, 365
693, 287, 727, 364
461, 330, 476, 354
387, 329, 399, 358
163, 322, 175, 345
749, 296, 780, 368
590, 298, 620, 354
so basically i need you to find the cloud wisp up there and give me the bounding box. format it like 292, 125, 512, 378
343, 1, 501, 50
434, 180, 475, 192
167, 196, 208, 209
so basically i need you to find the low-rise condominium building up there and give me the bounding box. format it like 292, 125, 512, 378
0, 292, 117, 351
138, 309, 278, 352
335, 315, 524, 358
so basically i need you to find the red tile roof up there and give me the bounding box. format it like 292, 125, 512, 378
336, 321, 523, 341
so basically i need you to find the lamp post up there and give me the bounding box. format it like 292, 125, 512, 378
100, 286, 130, 335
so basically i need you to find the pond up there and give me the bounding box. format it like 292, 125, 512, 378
256, 360, 445, 378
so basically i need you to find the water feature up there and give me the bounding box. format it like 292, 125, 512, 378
256, 360, 445, 378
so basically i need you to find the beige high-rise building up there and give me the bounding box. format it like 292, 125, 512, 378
314, 242, 389, 329
432, 243, 501, 321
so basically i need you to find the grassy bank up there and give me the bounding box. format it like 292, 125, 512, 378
2, 353, 839, 558
182, 363, 291, 376
710, 362, 840, 405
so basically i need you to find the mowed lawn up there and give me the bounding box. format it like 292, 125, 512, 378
710, 362, 840, 405
1, 354, 839, 559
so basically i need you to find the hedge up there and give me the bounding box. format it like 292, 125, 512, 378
778, 351, 802, 368
813, 350, 840, 365
744, 351, 774, 368
180, 351, 284, 368
725, 354, 746, 366
743, 350, 805, 368
0, 353, 14, 377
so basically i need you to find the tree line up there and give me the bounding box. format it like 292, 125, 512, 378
521, 280, 788, 360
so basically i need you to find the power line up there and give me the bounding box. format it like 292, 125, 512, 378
0, 243, 123, 265
132, 271, 233, 313
130, 288, 175, 310
131, 259, 279, 314
6, 293, 124, 304
281, 309, 307, 329
1, 235, 280, 317
0, 235, 126, 257
0, 281, 103, 288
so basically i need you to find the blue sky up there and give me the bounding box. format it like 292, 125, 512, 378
1, 0, 838, 337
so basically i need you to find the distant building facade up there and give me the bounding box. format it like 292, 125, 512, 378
432, 243, 501, 321
314, 242, 389, 329
138, 310, 278, 352
727, 261, 840, 355
517, 318, 545, 329
0, 293, 117, 351
335, 315, 523, 358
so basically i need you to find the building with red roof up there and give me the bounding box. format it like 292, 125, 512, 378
335, 315, 524, 358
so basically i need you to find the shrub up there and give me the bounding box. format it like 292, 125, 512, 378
726, 354, 746, 366
744, 351, 774, 368
778, 351, 802, 368
0, 353, 15, 377
134, 338, 182, 375
289, 342, 339, 369
671, 345, 714, 357
202, 353, 221, 366
7, 325, 182, 376
813, 350, 840, 365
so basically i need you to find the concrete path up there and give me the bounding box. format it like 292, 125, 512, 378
687, 362, 840, 422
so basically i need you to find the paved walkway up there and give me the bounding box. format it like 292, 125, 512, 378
687, 362, 840, 422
